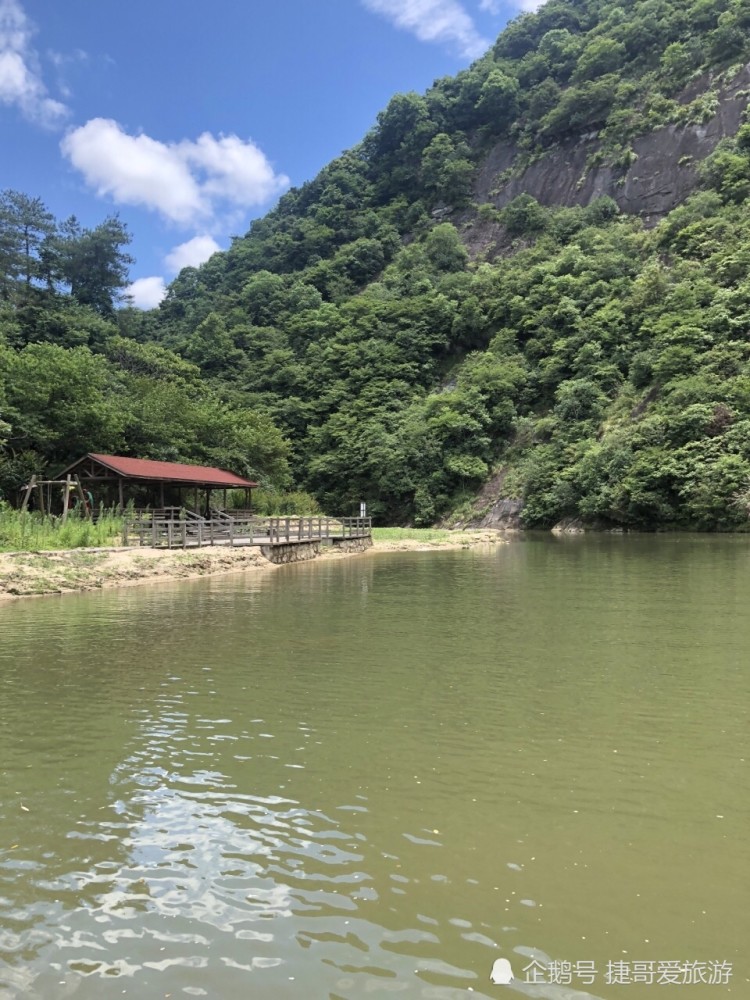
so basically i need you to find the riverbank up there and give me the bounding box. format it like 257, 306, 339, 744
0, 530, 506, 601
0, 546, 272, 600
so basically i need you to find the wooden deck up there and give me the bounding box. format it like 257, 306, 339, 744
122, 512, 372, 550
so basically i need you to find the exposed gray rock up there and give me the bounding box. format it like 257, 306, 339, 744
330, 536, 373, 553
452, 466, 524, 530
478, 497, 524, 530
551, 518, 587, 534
474, 64, 750, 223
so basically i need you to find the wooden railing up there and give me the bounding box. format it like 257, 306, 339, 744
122, 514, 371, 549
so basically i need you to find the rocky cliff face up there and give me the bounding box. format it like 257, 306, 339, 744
456, 65, 750, 530
473, 63, 750, 224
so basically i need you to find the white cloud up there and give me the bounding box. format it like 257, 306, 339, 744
47, 47, 88, 99
165, 235, 221, 273
362, 0, 490, 59
480, 0, 547, 12
61, 118, 205, 224
0, 0, 67, 125
179, 133, 288, 207
61, 118, 290, 227
126, 276, 166, 310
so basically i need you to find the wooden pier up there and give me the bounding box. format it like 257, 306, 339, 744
123, 510, 372, 551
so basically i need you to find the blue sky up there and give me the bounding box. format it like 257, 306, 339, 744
1, 0, 541, 308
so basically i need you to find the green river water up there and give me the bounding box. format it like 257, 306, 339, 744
0, 536, 747, 999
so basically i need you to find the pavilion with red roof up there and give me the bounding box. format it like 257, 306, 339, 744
56, 453, 258, 512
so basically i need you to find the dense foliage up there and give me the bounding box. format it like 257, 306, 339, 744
5, 0, 750, 528
0, 198, 292, 501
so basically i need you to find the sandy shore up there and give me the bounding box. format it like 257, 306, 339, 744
367, 529, 508, 552
0, 530, 507, 601
0, 546, 273, 601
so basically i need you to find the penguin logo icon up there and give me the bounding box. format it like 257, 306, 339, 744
490, 957, 514, 985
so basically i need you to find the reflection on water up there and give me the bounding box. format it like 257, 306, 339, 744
0, 536, 748, 998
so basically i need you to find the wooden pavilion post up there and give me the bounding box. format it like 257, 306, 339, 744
160, 482, 165, 508
118, 477, 125, 513
21, 475, 36, 513
194, 487, 199, 515
223, 488, 227, 512
61, 475, 71, 523
74, 475, 91, 520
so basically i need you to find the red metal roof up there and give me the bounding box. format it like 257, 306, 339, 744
87, 454, 258, 488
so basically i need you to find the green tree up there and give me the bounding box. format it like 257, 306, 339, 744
56, 215, 134, 315
573, 37, 627, 81
0, 343, 125, 464
475, 69, 520, 131
0, 190, 56, 299
423, 224, 469, 273
660, 42, 696, 88
503, 195, 548, 236
420, 134, 475, 207
538, 28, 582, 80
184, 313, 243, 375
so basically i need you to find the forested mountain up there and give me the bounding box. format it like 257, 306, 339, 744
5, 0, 750, 528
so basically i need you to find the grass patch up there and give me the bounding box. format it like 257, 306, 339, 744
371, 527, 458, 542
0, 507, 123, 552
